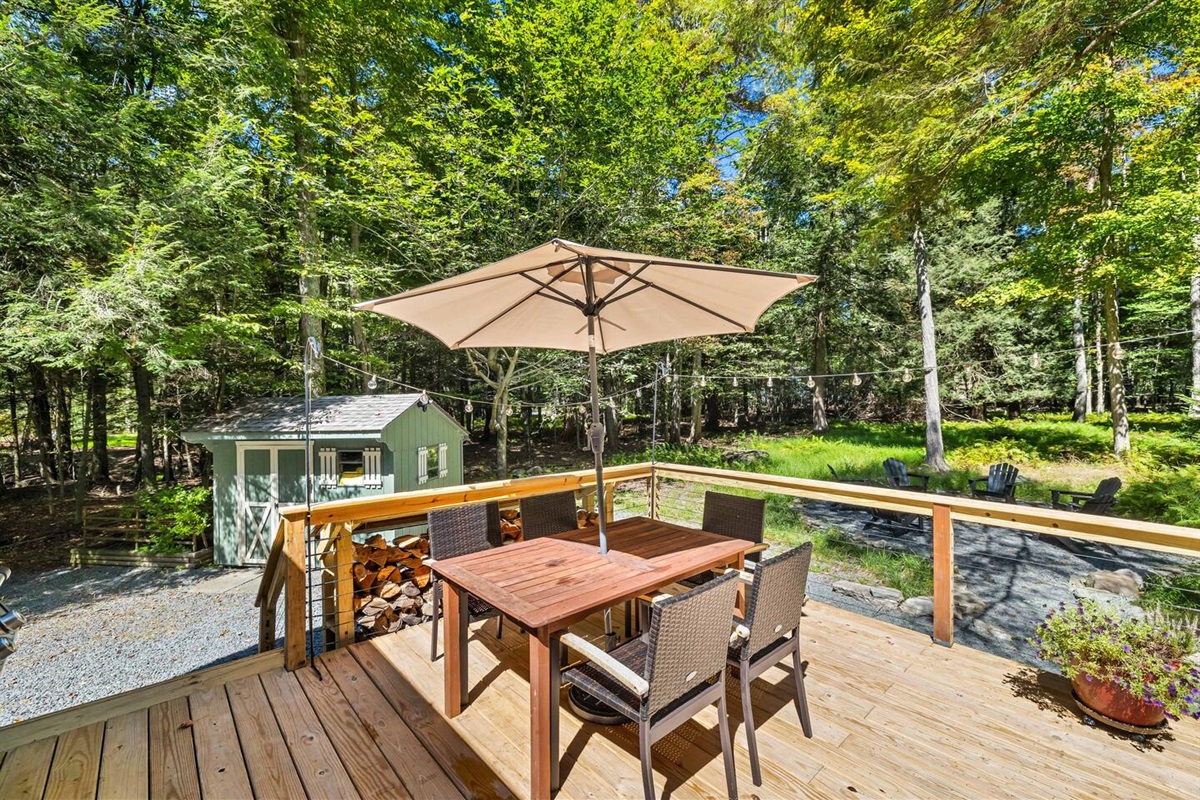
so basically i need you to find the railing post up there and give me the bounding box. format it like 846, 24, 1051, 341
648, 466, 659, 519
932, 504, 954, 647
284, 517, 308, 670
603, 481, 615, 523
334, 523, 354, 648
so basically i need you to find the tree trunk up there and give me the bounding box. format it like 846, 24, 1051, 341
7, 371, 20, 486
668, 352, 682, 445
1190, 271, 1199, 417
350, 222, 372, 392
689, 350, 702, 443
1102, 282, 1130, 456
74, 378, 92, 525
1072, 293, 1088, 422
281, 9, 324, 393
912, 213, 949, 472
54, 375, 73, 487
1094, 312, 1106, 413
131, 356, 156, 486
29, 365, 56, 483
812, 308, 828, 434
492, 394, 508, 478
90, 369, 110, 482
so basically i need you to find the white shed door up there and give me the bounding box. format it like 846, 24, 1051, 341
238, 445, 306, 566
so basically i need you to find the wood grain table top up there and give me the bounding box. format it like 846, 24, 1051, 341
431, 516, 750, 632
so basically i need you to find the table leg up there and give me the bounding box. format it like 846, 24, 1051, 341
444, 582, 468, 717
530, 628, 557, 800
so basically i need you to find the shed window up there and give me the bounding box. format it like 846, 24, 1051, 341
318, 447, 384, 489
417, 443, 447, 484
338, 450, 364, 484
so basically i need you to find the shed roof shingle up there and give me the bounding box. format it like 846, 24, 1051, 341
187, 394, 425, 435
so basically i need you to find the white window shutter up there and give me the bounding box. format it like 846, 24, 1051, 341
438, 443, 448, 478
417, 446, 428, 485
363, 447, 383, 489
318, 448, 338, 488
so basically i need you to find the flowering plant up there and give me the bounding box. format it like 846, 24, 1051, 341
1032, 599, 1200, 720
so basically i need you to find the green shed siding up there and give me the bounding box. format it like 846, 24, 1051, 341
188, 398, 466, 567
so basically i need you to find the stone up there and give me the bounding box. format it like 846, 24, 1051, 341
1084, 570, 1141, 599
1072, 586, 1146, 620
898, 596, 935, 617
832, 580, 902, 609
724, 449, 769, 465
953, 588, 988, 618
1113, 568, 1144, 589
967, 618, 1013, 642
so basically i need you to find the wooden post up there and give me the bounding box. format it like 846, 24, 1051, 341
334, 523, 354, 648
603, 481, 615, 523
932, 504, 954, 647
284, 518, 308, 671
444, 582, 467, 717
648, 468, 659, 519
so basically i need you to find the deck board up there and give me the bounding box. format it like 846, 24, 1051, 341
0, 601, 1196, 799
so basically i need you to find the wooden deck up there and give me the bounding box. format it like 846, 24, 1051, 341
2, 602, 1197, 800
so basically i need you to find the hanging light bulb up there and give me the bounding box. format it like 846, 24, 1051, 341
665, 374, 673, 384
635, 386, 643, 399
578, 404, 586, 414
700, 375, 707, 388
902, 368, 913, 383
464, 399, 474, 414
806, 375, 816, 389
1031, 353, 1042, 369
418, 389, 430, 407
505, 403, 514, 417
767, 376, 774, 388
732, 376, 739, 387
367, 374, 378, 390
852, 373, 863, 386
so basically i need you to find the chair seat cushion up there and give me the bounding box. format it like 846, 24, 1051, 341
562, 636, 648, 721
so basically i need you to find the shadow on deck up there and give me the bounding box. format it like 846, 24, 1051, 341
1, 602, 1197, 799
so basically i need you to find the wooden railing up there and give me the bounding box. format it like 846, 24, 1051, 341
258, 462, 1200, 670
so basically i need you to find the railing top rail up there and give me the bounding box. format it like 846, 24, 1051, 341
654, 463, 1200, 557
278, 462, 654, 527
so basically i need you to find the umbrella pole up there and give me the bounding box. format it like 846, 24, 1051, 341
586, 316, 608, 555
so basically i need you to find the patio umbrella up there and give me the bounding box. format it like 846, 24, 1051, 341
356, 238, 815, 554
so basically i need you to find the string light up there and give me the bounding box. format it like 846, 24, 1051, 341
635, 387, 642, 398
367, 374, 378, 390
418, 389, 430, 408
732, 376, 738, 387
902, 368, 913, 383
700, 375, 707, 387
464, 400, 473, 414
505, 403, 514, 417
767, 376, 774, 388
1031, 354, 1042, 369
806, 375, 816, 389
852, 373, 862, 386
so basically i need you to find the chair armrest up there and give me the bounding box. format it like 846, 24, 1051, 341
722, 567, 755, 585
729, 622, 751, 648
744, 542, 770, 555
912, 474, 931, 489
967, 477, 986, 490
560, 633, 649, 696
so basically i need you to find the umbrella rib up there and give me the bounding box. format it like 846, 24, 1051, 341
592, 257, 751, 331
519, 272, 585, 309
362, 255, 582, 307
452, 261, 581, 347
596, 261, 652, 307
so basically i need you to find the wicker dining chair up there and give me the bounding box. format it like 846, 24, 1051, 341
702, 491, 767, 565
428, 502, 505, 661
558, 571, 741, 800
728, 543, 814, 786
519, 490, 579, 540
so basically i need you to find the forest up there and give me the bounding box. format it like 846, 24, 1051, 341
1, 0, 1198, 494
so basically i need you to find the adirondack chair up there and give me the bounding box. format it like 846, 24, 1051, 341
882, 458, 930, 490
1051, 477, 1122, 516
826, 465, 876, 485
968, 462, 1020, 502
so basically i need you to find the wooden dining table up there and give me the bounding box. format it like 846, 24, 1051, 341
431, 515, 753, 800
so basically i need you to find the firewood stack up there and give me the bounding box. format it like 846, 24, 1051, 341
352, 534, 432, 638
351, 507, 602, 640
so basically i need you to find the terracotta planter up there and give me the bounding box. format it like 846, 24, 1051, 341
1072, 674, 1166, 728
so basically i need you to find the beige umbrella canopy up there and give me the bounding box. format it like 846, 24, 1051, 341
356, 238, 815, 554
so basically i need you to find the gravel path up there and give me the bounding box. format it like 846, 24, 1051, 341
791, 499, 1196, 665
0, 566, 276, 726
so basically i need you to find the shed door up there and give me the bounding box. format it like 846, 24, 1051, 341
238, 445, 306, 566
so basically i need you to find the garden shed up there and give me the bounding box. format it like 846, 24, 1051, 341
184, 394, 467, 567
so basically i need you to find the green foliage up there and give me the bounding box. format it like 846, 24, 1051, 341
128, 485, 212, 554
1031, 600, 1200, 721
1118, 467, 1200, 528
1141, 569, 1200, 625
610, 445, 729, 470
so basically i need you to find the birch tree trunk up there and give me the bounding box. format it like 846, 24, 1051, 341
1103, 282, 1130, 455
812, 308, 828, 435
1072, 294, 1088, 422
911, 212, 949, 472
1094, 313, 1106, 413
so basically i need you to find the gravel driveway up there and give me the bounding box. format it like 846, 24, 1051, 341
0, 566, 277, 726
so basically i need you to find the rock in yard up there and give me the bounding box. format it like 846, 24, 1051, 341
899, 596, 935, 617
724, 449, 769, 465
1083, 570, 1141, 599
1072, 586, 1146, 619
953, 588, 988, 618
832, 580, 902, 608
